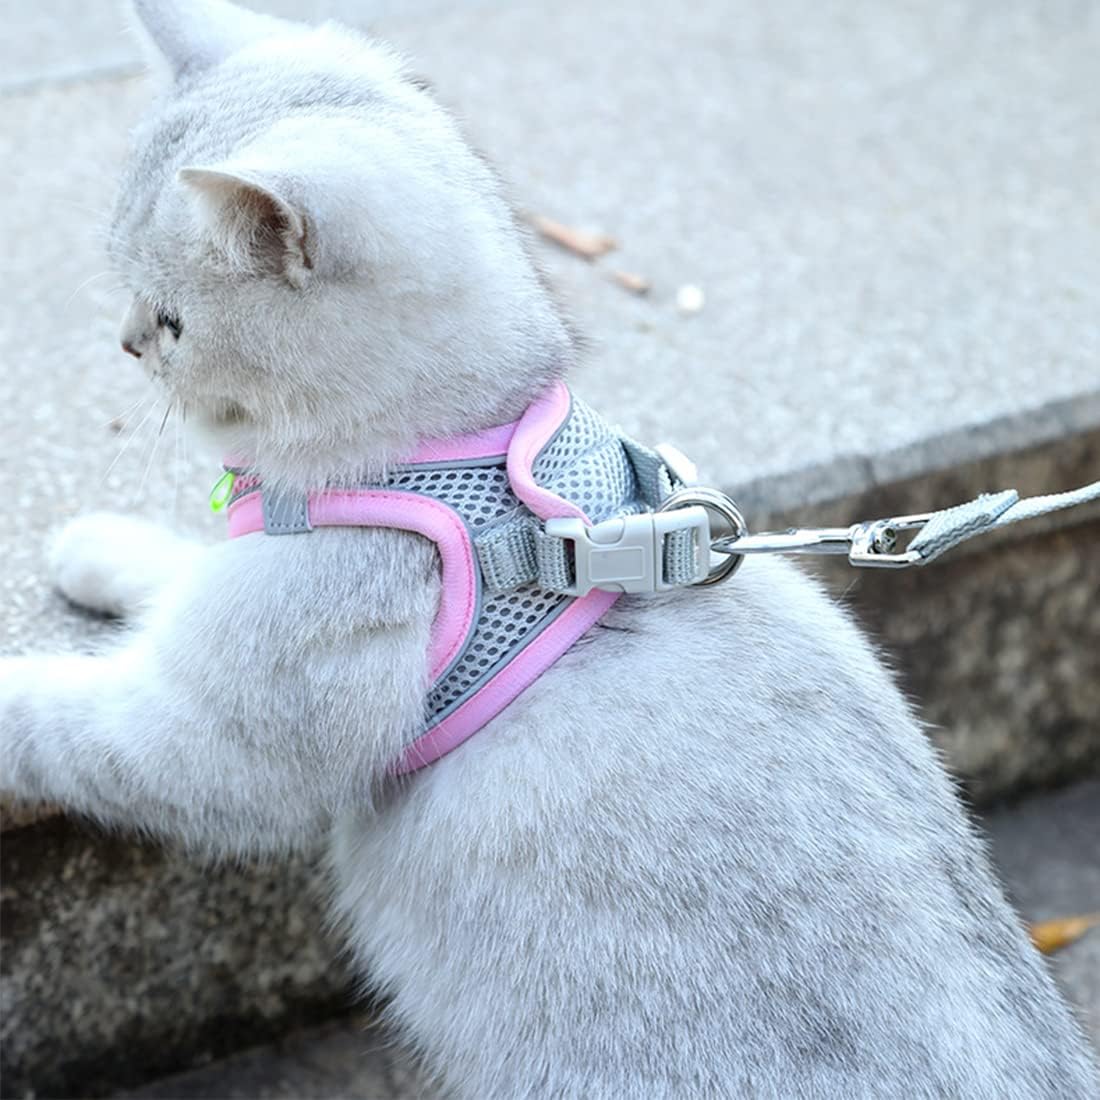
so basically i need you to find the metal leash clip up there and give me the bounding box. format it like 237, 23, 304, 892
659, 465, 1100, 585
659, 485, 936, 582
711, 513, 934, 569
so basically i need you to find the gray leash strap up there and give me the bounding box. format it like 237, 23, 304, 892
908, 480, 1100, 562
713, 478, 1100, 569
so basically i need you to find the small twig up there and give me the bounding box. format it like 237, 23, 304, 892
531, 214, 617, 261
1029, 913, 1100, 955
610, 270, 651, 296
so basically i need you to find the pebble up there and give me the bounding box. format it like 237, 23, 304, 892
675, 284, 705, 314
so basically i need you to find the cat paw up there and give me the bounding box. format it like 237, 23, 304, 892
50, 512, 197, 617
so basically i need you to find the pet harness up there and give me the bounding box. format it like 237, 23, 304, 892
215, 379, 1100, 771
219, 382, 715, 773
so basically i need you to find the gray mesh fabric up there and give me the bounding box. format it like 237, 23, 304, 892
424, 583, 569, 721
532, 397, 642, 523
618, 435, 676, 508
361, 457, 572, 727
420, 395, 660, 723
388, 463, 520, 528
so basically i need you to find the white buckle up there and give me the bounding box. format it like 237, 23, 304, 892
544, 507, 711, 596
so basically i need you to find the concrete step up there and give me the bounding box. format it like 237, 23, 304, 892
0, 817, 353, 1099
114, 1017, 431, 1100
984, 780, 1100, 1053
2, 0, 1098, 1095
112, 782, 1100, 1100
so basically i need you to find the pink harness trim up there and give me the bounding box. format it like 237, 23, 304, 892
225, 382, 619, 773
396, 589, 618, 772
406, 421, 519, 464
505, 383, 590, 523
228, 490, 478, 681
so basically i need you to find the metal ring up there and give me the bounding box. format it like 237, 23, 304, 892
658, 486, 748, 585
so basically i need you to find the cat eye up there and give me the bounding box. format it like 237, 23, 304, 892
156, 307, 182, 339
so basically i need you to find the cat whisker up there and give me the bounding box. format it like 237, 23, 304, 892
137, 400, 175, 499
101, 395, 160, 484
65, 270, 117, 309
103, 391, 150, 431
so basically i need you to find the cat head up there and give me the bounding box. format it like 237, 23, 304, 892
111, 0, 574, 488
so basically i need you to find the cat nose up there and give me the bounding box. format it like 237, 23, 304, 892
122, 340, 142, 359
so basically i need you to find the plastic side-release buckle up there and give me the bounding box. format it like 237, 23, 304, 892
544, 507, 710, 596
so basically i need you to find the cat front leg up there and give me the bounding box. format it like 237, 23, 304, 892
0, 536, 430, 856
50, 512, 205, 617
0, 642, 360, 854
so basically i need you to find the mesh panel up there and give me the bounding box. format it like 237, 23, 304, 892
228, 473, 261, 505
228, 466, 519, 526
388, 463, 518, 528
530, 397, 607, 476
228, 399, 642, 729
426, 583, 568, 718
532, 398, 640, 523
423, 398, 646, 720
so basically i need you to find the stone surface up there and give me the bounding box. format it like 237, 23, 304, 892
4, 0, 1100, 535
117, 1018, 435, 1100
0, 818, 352, 1100
0, 0, 497, 92
4, 0, 1100, 815
849, 520, 1099, 803
394, 0, 1100, 511
777, 428, 1100, 805
3, 0, 1099, 1095
985, 781, 1100, 1055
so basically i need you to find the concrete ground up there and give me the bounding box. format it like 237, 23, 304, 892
4, 1, 1100, 575
2, 0, 1098, 1096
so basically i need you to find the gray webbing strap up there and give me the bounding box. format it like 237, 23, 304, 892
663, 526, 700, 584
617, 435, 676, 509
475, 514, 541, 590
908, 480, 1100, 563
475, 508, 703, 594
534, 526, 575, 593
262, 488, 312, 535
475, 434, 697, 594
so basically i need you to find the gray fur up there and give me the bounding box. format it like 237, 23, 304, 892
1, 2, 1097, 1096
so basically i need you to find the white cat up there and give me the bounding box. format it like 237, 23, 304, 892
2, 2, 1097, 1096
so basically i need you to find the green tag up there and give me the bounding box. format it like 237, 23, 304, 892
209, 470, 237, 513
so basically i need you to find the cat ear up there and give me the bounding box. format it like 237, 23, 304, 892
130, 0, 292, 80
179, 165, 313, 288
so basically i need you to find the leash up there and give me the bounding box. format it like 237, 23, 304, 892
543, 441, 1100, 593
706, 480, 1100, 577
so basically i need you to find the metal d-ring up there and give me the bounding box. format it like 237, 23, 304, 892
658, 486, 748, 585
